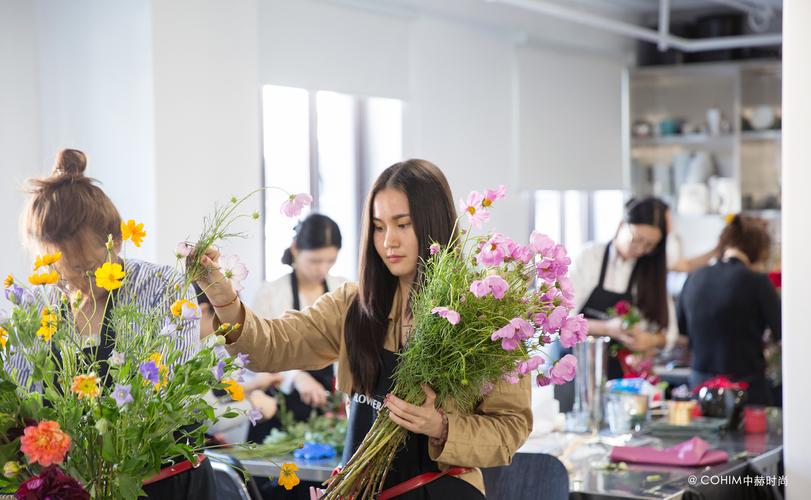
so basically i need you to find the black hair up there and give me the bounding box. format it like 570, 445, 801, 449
281, 213, 342, 266
623, 197, 669, 330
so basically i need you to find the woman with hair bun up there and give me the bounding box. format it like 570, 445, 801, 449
677, 214, 781, 405
14, 149, 215, 499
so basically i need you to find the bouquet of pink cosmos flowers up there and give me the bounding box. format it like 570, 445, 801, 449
323, 186, 588, 499
0, 188, 310, 499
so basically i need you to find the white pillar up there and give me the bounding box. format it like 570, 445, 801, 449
781, 1, 811, 497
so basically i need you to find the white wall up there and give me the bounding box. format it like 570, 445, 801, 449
151, 0, 263, 299
781, 0, 811, 496
35, 0, 156, 261
0, 0, 41, 288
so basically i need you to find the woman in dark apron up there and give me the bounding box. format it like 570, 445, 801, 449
198, 160, 533, 499
557, 198, 671, 410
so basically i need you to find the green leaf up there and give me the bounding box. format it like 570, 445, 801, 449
102, 432, 116, 462
221, 411, 239, 419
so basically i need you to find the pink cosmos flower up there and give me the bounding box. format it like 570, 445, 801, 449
482, 185, 507, 207
431, 306, 461, 325
508, 241, 534, 264
536, 244, 571, 282
491, 317, 535, 351
535, 305, 568, 334
502, 370, 520, 384
517, 356, 545, 375
476, 233, 511, 267
529, 231, 555, 254
175, 242, 195, 258
459, 192, 491, 229
536, 373, 552, 387
549, 354, 577, 384
280, 193, 313, 217
470, 275, 509, 300
558, 314, 588, 348
557, 277, 575, 309
220, 254, 249, 291
429, 243, 441, 255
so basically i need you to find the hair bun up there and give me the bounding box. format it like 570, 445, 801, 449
52, 149, 87, 177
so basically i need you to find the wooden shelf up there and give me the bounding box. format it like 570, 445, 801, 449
741, 130, 782, 141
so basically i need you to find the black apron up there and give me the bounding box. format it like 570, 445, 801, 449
68, 290, 216, 500
555, 243, 638, 412
342, 348, 484, 499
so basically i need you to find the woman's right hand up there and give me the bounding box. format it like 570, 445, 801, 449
193, 246, 236, 305
603, 317, 626, 340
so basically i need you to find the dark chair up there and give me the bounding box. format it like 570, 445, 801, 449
482, 452, 569, 500
206, 451, 264, 500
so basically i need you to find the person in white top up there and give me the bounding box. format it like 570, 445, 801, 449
249, 213, 346, 441
569, 198, 677, 382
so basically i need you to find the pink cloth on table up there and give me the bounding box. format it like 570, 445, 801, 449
610, 437, 729, 466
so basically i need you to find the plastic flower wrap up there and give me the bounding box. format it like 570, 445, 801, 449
323, 186, 588, 498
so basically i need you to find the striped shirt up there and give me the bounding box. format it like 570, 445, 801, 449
6, 259, 201, 387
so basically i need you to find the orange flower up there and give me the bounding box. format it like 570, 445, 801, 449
33, 252, 62, 271
223, 379, 245, 401
28, 270, 60, 286
121, 219, 147, 247
71, 373, 100, 400
20, 420, 71, 466
278, 463, 300, 490
3, 274, 13, 288
0, 327, 7, 349
170, 299, 191, 317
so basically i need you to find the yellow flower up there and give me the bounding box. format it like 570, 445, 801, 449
71, 373, 100, 400
121, 219, 147, 247
28, 270, 60, 286
36, 308, 58, 342
223, 379, 245, 401
278, 463, 300, 490
94, 262, 125, 291
0, 327, 7, 349
3, 275, 13, 288
724, 213, 736, 224
33, 252, 62, 271
170, 299, 192, 317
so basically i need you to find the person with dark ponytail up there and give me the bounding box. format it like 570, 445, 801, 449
677, 215, 780, 405
569, 197, 677, 381
14, 149, 216, 499
248, 214, 345, 443
195, 160, 531, 499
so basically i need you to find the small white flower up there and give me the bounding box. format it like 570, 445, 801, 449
109, 350, 125, 366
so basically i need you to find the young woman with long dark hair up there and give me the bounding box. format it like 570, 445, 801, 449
196, 160, 531, 498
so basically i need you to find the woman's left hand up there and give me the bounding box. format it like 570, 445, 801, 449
385, 384, 444, 439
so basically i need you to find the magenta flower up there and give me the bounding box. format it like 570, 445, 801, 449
536, 374, 553, 387
112, 384, 133, 407
181, 301, 201, 321
491, 317, 535, 351
220, 254, 249, 291
508, 241, 534, 264
458, 192, 490, 228
517, 356, 545, 375
482, 185, 507, 207
558, 314, 588, 348
248, 407, 263, 426
429, 243, 441, 255
536, 244, 571, 282
175, 241, 195, 258
280, 193, 313, 217
15, 466, 89, 500
549, 354, 577, 384
476, 233, 509, 267
431, 306, 461, 325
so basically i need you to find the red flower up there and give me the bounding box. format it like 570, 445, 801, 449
614, 300, 631, 316
15, 466, 89, 500
20, 421, 71, 466
768, 271, 781, 290
691, 375, 749, 395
